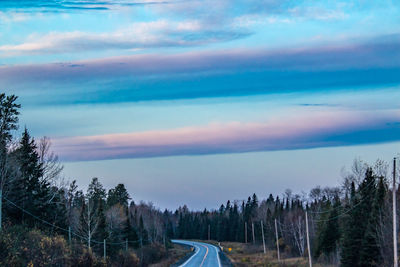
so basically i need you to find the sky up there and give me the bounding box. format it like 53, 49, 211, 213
0, 0, 399, 210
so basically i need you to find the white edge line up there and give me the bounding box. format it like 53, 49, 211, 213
174, 241, 201, 267
214, 244, 222, 267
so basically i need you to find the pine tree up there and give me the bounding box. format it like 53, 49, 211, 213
87, 177, 106, 211
229, 203, 240, 241
359, 176, 385, 266
341, 169, 378, 266
125, 206, 139, 248
316, 197, 341, 259
251, 193, 259, 219
341, 182, 360, 266
0, 94, 20, 230
139, 215, 149, 245
93, 199, 107, 254
107, 184, 130, 208
10, 129, 45, 226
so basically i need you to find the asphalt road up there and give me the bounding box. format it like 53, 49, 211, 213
172, 240, 222, 267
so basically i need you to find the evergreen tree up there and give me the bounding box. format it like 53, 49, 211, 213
10, 129, 45, 226
359, 176, 385, 266
96, 199, 107, 239
0, 94, 20, 217
316, 197, 341, 259
107, 183, 130, 208
125, 206, 139, 248
139, 215, 149, 245
341, 169, 378, 267
92, 199, 107, 254
87, 177, 106, 210
251, 193, 259, 218
341, 182, 360, 266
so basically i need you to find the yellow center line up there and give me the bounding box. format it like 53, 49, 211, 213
199, 244, 209, 267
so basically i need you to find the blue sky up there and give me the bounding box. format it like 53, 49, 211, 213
0, 0, 399, 210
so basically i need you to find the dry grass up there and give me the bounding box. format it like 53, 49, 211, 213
219, 242, 334, 267
149, 244, 191, 267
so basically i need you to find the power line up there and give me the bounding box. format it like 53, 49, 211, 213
276, 185, 377, 225
308, 176, 377, 215
310, 189, 376, 223
4, 197, 86, 240
4, 197, 147, 246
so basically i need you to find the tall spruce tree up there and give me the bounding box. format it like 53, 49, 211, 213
359, 176, 385, 266
125, 205, 139, 248
341, 169, 378, 266
0, 93, 21, 229
107, 183, 130, 208
92, 199, 107, 254
87, 177, 106, 210
341, 182, 360, 266
316, 197, 341, 259
11, 129, 46, 226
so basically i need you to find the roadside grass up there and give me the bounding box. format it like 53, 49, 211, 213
170, 239, 337, 267
149, 243, 192, 267
218, 242, 334, 267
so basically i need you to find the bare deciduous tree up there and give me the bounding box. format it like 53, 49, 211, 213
106, 204, 127, 241
37, 136, 64, 188
79, 198, 99, 249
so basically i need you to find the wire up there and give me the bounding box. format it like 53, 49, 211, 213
276, 221, 297, 233
3, 197, 150, 246
308, 176, 377, 215
274, 184, 376, 225
4, 197, 87, 240
309, 195, 368, 223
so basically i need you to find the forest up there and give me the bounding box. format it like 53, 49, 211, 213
0, 92, 398, 266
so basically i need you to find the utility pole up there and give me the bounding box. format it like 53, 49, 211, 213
260, 221, 266, 254
394, 158, 398, 267
140, 238, 143, 263
305, 211, 312, 267
87, 199, 91, 249
252, 222, 255, 244
0, 188, 2, 231
208, 224, 210, 240
68, 226, 71, 246
126, 238, 128, 251
103, 239, 106, 261
274, 219, 280, 261
245, 222, 248, 243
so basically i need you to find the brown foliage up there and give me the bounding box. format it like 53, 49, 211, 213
22, 230, 70, 266
111, 250, 140, 267
141, 243, 167, 265
70, 244, 106, 267
0, 226, 70, 266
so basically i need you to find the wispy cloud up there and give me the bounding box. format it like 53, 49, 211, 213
0, 11, 31, 22
0, 0, 370, 57
2, 33, 400, 76
52, 110, 400, 161
0, 0, 174, 11
1, 34, 399, 105
0, 19, 249, 56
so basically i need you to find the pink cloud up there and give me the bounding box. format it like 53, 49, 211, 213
2, 34, 400, 83
52, 110, 399, 161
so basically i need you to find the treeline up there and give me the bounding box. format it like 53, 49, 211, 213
174, 160, 397, 267
0, 93, 398, 267
0, 94, 171, 266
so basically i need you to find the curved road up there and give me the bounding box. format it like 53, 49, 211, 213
172, 240, 222, 267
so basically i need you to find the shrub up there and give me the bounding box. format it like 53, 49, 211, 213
141, 243, 167, 265
0, 226, 70, 266
21, 230, 70, 266
111, 250, 139, 267
70, 244, 106, 267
